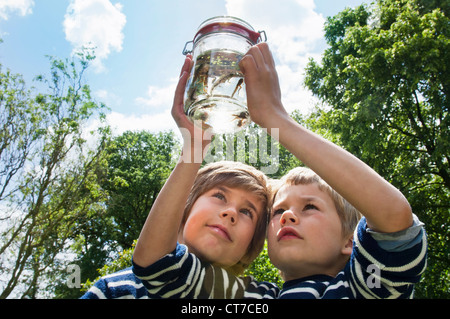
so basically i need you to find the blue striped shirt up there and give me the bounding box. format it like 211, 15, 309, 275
82, 215, 426, 299
80, 268, 149, 299
278, 215, 427, 299
132, 244, 279, 299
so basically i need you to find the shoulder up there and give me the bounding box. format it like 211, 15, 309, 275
132, 243, 193, 282
80, 267, 149, 299
349, 215, 427, 298
353, 214, 427, 264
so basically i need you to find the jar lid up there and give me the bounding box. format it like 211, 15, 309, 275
193, 16, 262, 45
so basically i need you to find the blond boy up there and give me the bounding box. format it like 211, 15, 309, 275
241, 43, 427, 298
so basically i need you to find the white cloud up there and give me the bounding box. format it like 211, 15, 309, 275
135, 80, 177, 110
225, 0, 325, 113
0, 0, 34, 20
63, 0, 126, 72
105, 111, 177, 136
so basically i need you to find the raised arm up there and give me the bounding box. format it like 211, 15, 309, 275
240, 43, 413, 233
133, 57, 212, 268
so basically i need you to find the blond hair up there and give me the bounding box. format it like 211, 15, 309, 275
181, 161, 272, 275
275, 167, 361, 238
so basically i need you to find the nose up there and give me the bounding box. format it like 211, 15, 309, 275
220, 207, 237, 225
280, 210, 298, 226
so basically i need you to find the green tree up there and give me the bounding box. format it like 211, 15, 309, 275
305, 0, 449, 298
101, 130, 178, 249
81, 241, 136, 293
68, 130, 178, 298
0, 49, 110, 298
0, 66, 40, 203
244, 241, 284, 288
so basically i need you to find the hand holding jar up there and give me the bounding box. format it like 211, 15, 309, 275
182, 16, 266, 134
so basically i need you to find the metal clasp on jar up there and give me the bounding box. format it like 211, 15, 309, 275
257, 30, 267, 43
182, 41, 194, 55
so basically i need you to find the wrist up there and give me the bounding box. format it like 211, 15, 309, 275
255, 105, 291, 131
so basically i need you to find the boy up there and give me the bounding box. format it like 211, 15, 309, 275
241, 43, 427, 298
81, 160, 275, 299
129, 56, 279, 298
81, 161, 275, 299
81, 57, 277, 299
269, 167, 426, 298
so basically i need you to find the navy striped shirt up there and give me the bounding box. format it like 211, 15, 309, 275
132, 244, 279, 299
80, 267, 149, 299
277, 215, 427, 299
82, 215, 426, 299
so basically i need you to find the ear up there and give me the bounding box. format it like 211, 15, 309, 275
341, 235, 353, 256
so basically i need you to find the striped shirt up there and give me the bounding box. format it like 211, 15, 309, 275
278, 215, 427, 299
132, 244, 279, 299
80, 252, 279, 299
82, 215, 426, 299
80, 268, 149, 299
133, 215, 426, 299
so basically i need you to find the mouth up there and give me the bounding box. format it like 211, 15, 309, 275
208, 224, 232, 242
277, 227, 302, 241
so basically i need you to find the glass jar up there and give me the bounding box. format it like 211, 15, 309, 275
182, 16, 266, 134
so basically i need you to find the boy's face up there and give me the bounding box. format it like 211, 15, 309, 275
267, 183, 351, 281
179, 185, 263, 269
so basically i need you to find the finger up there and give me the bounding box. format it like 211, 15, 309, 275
257, 42, 276, 69
239, 54, 257, 77
172, 70, 189, 122
179, 56, 193, 77
189, 56, 194, 71
175, 71, 188, 104
247, 45, 265, 70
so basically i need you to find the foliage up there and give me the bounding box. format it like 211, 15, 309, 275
304, 0, 449, 298
0, 67, 39, 202
65, 130, 178, 298
81, 242, 135, 293
102, 130, 178, 249
0, 48, 110, 298
204, 122, 300, 179
244, 241, 284, 288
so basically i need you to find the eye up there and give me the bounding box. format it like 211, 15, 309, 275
240, 208, 253, 219
212, 192, 226, 201
304, 204, 318, 211
272, 208, 285, 216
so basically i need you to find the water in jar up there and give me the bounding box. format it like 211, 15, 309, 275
184, 49, 249, 134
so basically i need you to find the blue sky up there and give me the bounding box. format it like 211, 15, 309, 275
0, 0, 367, 135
